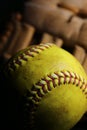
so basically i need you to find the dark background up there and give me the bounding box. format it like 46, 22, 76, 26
0, 0, 24, 33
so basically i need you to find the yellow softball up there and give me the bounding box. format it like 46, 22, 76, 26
3, 43, 87, 130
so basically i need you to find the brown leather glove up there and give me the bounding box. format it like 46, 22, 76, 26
24, 0, 87, 50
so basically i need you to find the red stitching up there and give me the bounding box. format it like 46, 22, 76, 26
30, 71, 87, 105
6, 43, 53, 72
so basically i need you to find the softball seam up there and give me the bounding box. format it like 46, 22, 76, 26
30, 70, 87, 104
24, 70, 87, 129
6, 43, 53, 72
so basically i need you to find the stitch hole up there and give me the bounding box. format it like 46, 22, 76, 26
32, 95, 40, 102
37, 89, 44, 98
